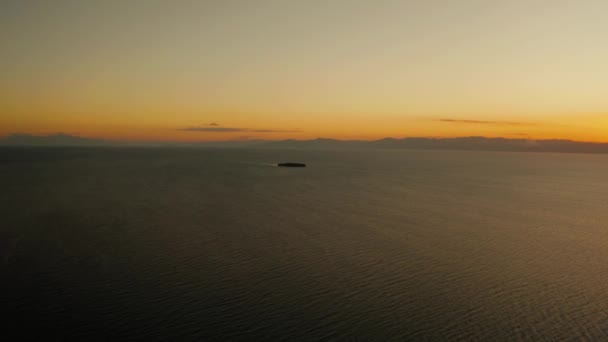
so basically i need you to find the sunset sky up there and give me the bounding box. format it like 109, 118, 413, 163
1, 0, 607, 142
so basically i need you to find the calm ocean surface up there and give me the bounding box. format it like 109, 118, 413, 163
2, 147, 608, 340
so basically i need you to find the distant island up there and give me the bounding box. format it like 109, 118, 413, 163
277, 162, 306, 167
2, 133, 608, 154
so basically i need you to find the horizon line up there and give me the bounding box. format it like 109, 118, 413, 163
2, 132, 608, 145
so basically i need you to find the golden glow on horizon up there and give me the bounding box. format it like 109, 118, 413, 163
1, 1, 607, 143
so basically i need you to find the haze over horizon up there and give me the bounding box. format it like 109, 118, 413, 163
2, 1, 607, 142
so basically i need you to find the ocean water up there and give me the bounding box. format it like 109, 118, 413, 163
2, 147, 608, 340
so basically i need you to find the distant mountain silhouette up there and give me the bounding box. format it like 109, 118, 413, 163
0, 133, 112, 146
257, 137, 608, 153
2, 134, 607, 154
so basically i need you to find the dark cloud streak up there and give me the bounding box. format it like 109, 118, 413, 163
250, 129, 301, 133
438, 119, 531, 126
179, 127, 301, 133
180, 127, 245, 132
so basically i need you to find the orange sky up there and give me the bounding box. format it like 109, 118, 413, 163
1, 1, 607, 142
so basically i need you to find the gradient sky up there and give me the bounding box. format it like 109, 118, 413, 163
1, 0, 607, 141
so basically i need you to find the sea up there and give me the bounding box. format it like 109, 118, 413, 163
2, 147, 608, 340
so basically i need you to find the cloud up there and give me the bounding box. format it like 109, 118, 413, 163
438, 119, 531, 126
179, 126, 301, 133
250, 129, 301, 133
180, 127, 248, 132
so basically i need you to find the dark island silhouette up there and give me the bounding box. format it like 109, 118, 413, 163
278, 162, 306, 167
